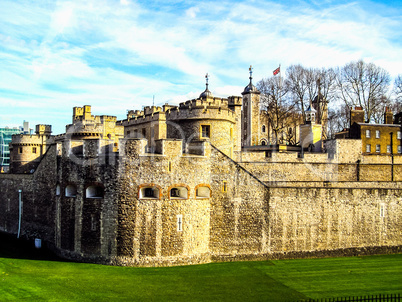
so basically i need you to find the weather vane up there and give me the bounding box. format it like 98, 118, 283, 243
249, 65, 253, 79
205, 73, 210, 90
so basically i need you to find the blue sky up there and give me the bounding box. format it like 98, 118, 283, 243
1, 0, 402, 134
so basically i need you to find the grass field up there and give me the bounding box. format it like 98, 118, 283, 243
0, 233, 401, 301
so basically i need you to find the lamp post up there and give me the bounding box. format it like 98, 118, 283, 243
17, 189, 22, 238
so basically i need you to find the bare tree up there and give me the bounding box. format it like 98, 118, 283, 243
257, 76, 297, 144
327, 104, 350, 138
371, 95, 394, 124
285, 65, 309, 120
394, 75, 402, 101
286, 65, 337, 122
393, 75, 402, 113
336, 60, 391, 123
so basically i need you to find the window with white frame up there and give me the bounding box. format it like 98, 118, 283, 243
387, 145, 391, 153
398, 145, 401, 154
397, 131, 401, 140
376, 130, 380, 138
366, 130, 371, 138
376, 144, 380, 153
366, 144, 371, 153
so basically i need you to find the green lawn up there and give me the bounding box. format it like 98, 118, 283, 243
0, 234, 401, 301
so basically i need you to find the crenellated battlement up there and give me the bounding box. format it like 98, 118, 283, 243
120, 110, 166, 127
228, 96, 242, 106
65, 122, 103, 137
166, 104, 236, 122
35, 124, 52, 135
127, 106, 165, 120
100, 116, 117, 122
180, 97, 230, 109
10, 133, 54, 145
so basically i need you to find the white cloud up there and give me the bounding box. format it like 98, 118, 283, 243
186, 7, 199, 18
0, 0, 401, 133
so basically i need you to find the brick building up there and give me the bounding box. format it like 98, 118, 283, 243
348, 107, 402, 155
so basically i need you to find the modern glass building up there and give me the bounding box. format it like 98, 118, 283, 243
0, 127, 22, 172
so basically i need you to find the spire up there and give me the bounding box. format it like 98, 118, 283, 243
199, 73, 213, 98
242, 65, 260, 95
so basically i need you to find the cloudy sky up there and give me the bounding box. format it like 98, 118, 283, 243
1, 0, 402, 134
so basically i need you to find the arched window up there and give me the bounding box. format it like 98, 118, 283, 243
262, 125, 266, 133
261, 140, 267, 146
195, 185, 211, 199
86, 185, 104, 198
169, 185, 189, 199
65, 185, 77, 197
139, 184, 161, 199
56, 184, 61, 196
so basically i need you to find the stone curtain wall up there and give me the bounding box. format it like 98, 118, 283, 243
209, 145, 270, 259
268, 186, 402, 253
239, 158, 402, 182
0, 144, 57, 241
0, 174, 33, 234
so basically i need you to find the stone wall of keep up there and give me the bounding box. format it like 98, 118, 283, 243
57, 142, 120, 260
115, 138, 213, 266
167, 119, 234, 158
166, 102, 236, 123
268, 186, 402, 253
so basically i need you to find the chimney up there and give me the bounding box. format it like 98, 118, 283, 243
350, 106, 364, 126
384, 107, 393, 124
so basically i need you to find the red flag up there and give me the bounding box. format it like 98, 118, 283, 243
273, 66, 280, 76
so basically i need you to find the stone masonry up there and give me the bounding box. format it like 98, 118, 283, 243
0, 74, 401, 266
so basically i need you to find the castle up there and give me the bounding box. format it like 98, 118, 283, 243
0, 71, 401, 266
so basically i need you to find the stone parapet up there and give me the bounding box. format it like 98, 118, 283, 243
11, 134, 52, 145
166, 106, 236, 122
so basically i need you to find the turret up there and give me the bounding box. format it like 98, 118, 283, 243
241, 65, 261, 146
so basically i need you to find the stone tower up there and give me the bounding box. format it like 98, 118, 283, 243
241, 66, 261, 146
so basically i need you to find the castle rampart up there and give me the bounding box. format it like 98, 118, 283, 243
0, 75, 401, 267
